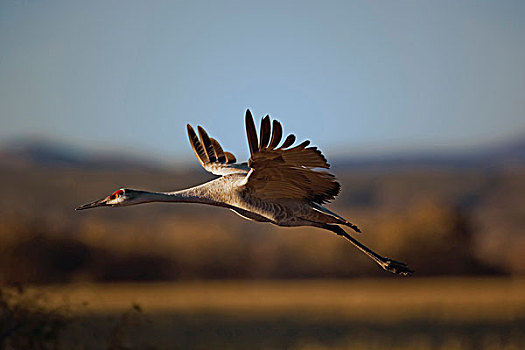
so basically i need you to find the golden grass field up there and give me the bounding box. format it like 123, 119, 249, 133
42, 278, 525, 321
11, 278, 523, 349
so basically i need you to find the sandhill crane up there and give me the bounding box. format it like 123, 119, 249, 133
77, 110, 413, 276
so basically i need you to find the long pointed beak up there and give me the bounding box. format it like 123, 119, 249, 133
75, 196, 110, 210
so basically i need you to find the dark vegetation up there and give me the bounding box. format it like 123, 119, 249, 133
0, 285, 67, 350
0, 285, 146, 350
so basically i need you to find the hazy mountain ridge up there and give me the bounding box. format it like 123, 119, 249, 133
0, 139, 163, 170
2, 135, 524, 170
332, 136, 525, 170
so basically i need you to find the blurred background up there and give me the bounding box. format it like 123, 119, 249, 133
1, 1, 524, 349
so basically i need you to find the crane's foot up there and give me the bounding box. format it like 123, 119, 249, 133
379, 257, 413, 277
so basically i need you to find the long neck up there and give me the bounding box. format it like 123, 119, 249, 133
133, 184, 224, 207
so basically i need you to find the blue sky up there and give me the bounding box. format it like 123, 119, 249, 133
1, 0, 524, 163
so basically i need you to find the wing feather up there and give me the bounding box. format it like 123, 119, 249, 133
245, 109, 259, 156
187, 124, 247, 176
224, 152, 237, 164
197, 126, 217, 163
210, 138, 226, 163
259, 115, 271, 149
187, 124, 207, 166
242, 110, 339, 204
279, 134, 296, 149
268, 120, 282, 148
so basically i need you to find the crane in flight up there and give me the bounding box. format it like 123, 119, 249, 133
77, 110, 413, 276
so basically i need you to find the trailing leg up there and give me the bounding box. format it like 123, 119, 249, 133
322, 224, 413, 276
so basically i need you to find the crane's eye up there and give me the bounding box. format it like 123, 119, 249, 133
109, 189, 124, 200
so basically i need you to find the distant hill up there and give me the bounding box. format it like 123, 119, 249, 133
1, 135, 524, 170
332, 136, 525, 171
0, 139, 163, 170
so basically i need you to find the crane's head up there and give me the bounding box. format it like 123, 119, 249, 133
76, 188, 141, 210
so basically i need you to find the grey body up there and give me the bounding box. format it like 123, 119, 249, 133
175, 173, 343, 227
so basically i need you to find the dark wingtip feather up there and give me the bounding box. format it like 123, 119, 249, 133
197, 126, 217, 163
186, 124, 196, 135
187, 124, 207, 165
210, 137, 226, 163
259, 115, 271, 149
224, 152, 237, 164
245, 109, 259, 156
269, 120, 283, 149
279, 134, 296, 149
290, 140, 310, 150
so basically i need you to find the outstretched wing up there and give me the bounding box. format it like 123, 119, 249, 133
187, 124, 249, 176
243, 110, 340, 204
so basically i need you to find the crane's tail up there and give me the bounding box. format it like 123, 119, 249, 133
322, 224, 413, 277
311, 203, 362, 233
